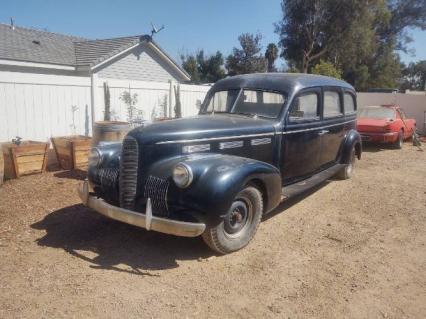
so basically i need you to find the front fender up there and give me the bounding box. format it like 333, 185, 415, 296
147, 154, 282, 224
340, 129, 362, 163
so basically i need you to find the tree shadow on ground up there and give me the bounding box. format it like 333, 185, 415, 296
31, 204, 212, 275
361, 143, 388, 153
53, 169, 87, 180
362, 141, 420, 153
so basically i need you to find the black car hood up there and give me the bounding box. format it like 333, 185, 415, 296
128, 114, 277, 145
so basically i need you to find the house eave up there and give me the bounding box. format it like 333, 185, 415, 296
0, 58, 76, 71
90, 43, 140, 72
89, 40, 191, 81
146, 42, 191, 81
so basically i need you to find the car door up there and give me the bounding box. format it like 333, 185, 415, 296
281, 88, 322, 183
318, 88, 345, 167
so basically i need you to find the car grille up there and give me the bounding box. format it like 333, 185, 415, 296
144, 175, 169, 217
119, 136, 139, 210
95, 167, 119, 203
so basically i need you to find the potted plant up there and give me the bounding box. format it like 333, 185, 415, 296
92, 83, 131, 145
1, 137, 49, 179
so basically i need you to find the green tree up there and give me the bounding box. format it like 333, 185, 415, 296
265, 43, 279, 72
400, 60, 426, 91
197, 50, 226, 83
311, 60, 342, 79
226, 33, 267, 75
385, 0, 426, 53
181, 55, 200, 83
181, 50, 225, 84
275, 0, 377, 73
276, 0, 426, 91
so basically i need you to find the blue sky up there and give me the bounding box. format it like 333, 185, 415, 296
1, 0, 425, 66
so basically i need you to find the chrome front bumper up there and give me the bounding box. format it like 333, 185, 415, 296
78, 180, 206, 237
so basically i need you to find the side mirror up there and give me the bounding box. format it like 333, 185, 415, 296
195, 99, 202, 109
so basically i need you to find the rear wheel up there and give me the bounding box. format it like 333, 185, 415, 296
394, 130, 403, 149
337, 147, 355, 180
202, 186, 263, 254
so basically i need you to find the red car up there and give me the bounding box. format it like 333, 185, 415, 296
357, 105, 416, 149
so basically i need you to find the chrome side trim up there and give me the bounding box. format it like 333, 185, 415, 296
251, 138, 271, 146
78, 181, 205, 237
282, 119, 356, 135
182, 144, 211, 153
219, 140, 244, 149
155, 119, 356, 144
157, 132, 275, 145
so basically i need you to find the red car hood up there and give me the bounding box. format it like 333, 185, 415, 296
357, 118, 391, 132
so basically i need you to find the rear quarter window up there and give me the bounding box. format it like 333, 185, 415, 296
344, 93, 356, 113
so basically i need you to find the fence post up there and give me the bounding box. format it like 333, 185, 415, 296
168, 80, 176, 118
90, 73, 99, 131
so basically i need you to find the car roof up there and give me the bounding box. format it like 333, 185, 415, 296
211, 73, 355, 95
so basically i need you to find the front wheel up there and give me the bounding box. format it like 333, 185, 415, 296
394, 130, 403, 149
202, 186, 263, 254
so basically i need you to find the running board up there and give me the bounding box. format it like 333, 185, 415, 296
282, 164, 345, 200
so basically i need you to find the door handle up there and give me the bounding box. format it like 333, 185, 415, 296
318, 130, 329, 135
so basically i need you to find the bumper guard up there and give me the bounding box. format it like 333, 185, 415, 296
78, 180, 206, 237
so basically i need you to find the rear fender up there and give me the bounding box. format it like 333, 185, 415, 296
340, 129, 362, 163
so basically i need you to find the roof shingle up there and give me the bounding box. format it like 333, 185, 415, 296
0, 23, 85, 65
0, 24, 189, 80
74, 36, 140, 66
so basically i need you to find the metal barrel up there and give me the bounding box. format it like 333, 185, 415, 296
92, 121, 131, 146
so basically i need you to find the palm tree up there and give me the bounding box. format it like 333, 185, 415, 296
265, 43, 278, 72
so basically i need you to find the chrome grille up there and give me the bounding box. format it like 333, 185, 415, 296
94, 167, 119, 202
144, 176, 169, 217
99, 168, 119, 191
119, 136, 138, 209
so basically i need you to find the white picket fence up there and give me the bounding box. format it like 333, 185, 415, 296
2, 71, 425, 144
0, 70, 211, 143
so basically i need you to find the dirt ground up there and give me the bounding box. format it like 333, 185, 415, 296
0, 143, 425, 319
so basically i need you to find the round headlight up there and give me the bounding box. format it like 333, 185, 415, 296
173, 163, 193, 188
88, 148, 101, 167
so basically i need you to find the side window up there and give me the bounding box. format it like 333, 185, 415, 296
289, 93, 319, 121
324, 91, 342, 118
398, 109, 406, 120
344, 93, 356, 113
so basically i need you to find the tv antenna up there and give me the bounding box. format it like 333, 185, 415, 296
150, 22, 165, 38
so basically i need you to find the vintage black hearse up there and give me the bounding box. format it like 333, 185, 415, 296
79, 73, 362, 254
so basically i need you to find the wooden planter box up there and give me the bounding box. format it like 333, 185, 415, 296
51, 135, 92, 170
1, 141, 49, 179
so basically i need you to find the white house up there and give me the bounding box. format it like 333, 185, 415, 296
0, 23, 209, 142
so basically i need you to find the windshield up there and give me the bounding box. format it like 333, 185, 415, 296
358, 107, 395, 120
202, 89, 286, 118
